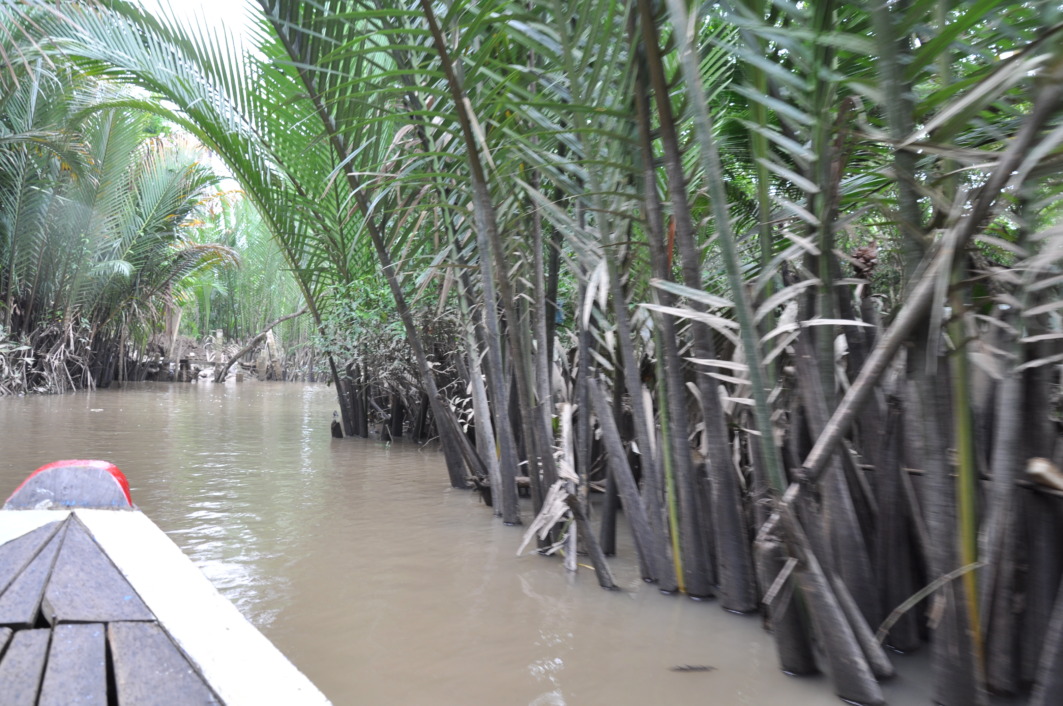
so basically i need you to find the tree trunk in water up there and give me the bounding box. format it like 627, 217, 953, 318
566, 494, 617, 590
344, 369, 359, 438
631, 47, 706, 597
872, 399, 921, 652
653, 318, 712, 597
389, 396, 404, 439
982, 366, 1023, 692
637, 0, 754, 609
984, 494, 1021, 694
531, 168, 559, 507
828, 573, 895, 680
453, 254, 502, 503
793, 332, 876, 623
780, 503, 885, 706
326, 356, 354, 439
1022, 489, 1063, 684
754, 534, 818, 676
603, 265, 674, 592
590, 377, 670, 585
600, 465, 619, 557
911, 355, 984, 706
1031, 571, 1063, 706
576, 297, 594, 532
412, 392, 429, 441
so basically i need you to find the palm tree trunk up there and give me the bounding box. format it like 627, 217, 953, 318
531, 170, 561, 535
663, 0, 787, 498
911, 350, 983, 706
382, 29, 520, 516
872, 399, 921, 652
638, 0, 756, 608
590, 376, 671, 584
420, 0, 565, 522
792, 332, 876, 622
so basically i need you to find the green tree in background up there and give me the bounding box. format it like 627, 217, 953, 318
178, 185, 310, 355
0, 47, 237, 392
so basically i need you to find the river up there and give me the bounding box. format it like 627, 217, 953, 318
0, 382, 931, 704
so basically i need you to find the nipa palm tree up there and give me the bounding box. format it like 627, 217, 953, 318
15, 1, 1063, 703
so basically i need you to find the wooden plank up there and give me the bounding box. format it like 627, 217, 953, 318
0, 521, 61, 595
109, 621, 219, 706
76, 509, 331, 705
0, 628, 51, 705
38, 623, 107, 706
0, 522, 66, 628
42, 516, 152, 625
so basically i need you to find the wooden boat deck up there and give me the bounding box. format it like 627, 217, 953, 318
0, 507, 330, 705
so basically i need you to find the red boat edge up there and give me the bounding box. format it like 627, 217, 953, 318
4, 459, 135, 510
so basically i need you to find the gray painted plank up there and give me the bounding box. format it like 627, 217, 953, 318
0, 521, 61, 595
42, 517, 152, 625
109, 621, 220, 706
39, 623, 108, 706
0, 628, 51, 705
0, 523, 66, 628
79, 509, 331, 705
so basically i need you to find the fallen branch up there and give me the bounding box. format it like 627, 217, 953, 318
876, 562, 984, 643
213, 307, 308, 382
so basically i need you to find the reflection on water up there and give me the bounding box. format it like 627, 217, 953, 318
0, 383, 930, 705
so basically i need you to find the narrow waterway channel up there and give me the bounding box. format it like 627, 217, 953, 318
0, 382, 932, 704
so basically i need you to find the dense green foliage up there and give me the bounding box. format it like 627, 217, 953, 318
0, 53, 238, 392
178, 189, 311, 353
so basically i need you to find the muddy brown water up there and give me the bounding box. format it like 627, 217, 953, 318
0, 382, 931, 705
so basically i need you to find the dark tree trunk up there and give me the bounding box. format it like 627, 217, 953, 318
872, 400, 921, 652
793, 332, 876, 623
911, 348, 984, 706
636, 0, 754, 607
590, 377, 671, 586
754, 534, 818, 676
389, 396, 404, 439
